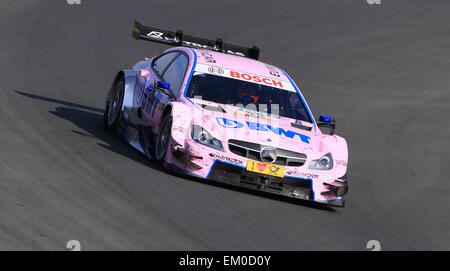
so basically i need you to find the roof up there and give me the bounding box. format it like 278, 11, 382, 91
163, 47, 297, 92
192, 48, 290, 82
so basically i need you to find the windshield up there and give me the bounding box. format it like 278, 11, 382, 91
186, 72, 312, 122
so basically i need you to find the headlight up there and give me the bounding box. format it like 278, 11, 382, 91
308, 153, 333, 170
191, 125, 224, 151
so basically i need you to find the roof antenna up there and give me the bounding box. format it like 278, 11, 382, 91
214, 38, 224, 52
175, 29, 183, 46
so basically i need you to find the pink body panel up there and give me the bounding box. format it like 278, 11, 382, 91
167, 99, 348, 202
134, 47, 348, 203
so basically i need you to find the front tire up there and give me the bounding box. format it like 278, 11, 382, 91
154, 114, 172, 163
104, 78, 124, 133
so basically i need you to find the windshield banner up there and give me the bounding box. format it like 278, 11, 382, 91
194, 63, 296, 92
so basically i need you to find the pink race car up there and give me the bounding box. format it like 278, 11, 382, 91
104, 21, 349, 207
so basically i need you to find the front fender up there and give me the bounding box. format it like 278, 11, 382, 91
321, 134, 349, 177
170, 102, 193, 147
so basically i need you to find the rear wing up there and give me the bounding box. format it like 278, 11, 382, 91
132, 21, 260, 60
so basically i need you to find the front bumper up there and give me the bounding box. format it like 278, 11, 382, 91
209, 160, 314, 197
167, 146, 347, 207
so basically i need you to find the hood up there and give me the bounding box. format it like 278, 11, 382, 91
190, 98, 331, 156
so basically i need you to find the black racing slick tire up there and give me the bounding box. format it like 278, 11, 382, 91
154, 113, 172, 164
104, 77, 125, 133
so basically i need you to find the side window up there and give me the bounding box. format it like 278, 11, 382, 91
152, 52, 179, 77
162, 54, 189, 96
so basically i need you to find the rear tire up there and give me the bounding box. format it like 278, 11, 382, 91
104, 78, 125, 133
154, 114, 172, 164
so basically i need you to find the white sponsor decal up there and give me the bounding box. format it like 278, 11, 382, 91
147, 31, 164, 39
195, 63, 296, 92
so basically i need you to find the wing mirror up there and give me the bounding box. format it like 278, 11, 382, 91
156, 80, 170, 90
317, 115, 336, 135
155, 80, 174, 98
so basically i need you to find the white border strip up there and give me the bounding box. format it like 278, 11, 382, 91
194, 63, 296, 92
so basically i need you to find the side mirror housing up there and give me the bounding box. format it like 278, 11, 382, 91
156, 80, 170, 90
154, 80, 174, 98
319, 115, 332, 123
317, 115, 336, 135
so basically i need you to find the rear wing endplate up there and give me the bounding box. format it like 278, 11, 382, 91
132, 21, 260, 60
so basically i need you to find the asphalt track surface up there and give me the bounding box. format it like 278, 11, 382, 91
0, 0, 449, 250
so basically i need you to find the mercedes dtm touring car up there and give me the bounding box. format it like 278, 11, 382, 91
104, 21, 349, 207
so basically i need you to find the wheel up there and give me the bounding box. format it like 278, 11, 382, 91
104, 78, 124, 132
154, 113, 172, 163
